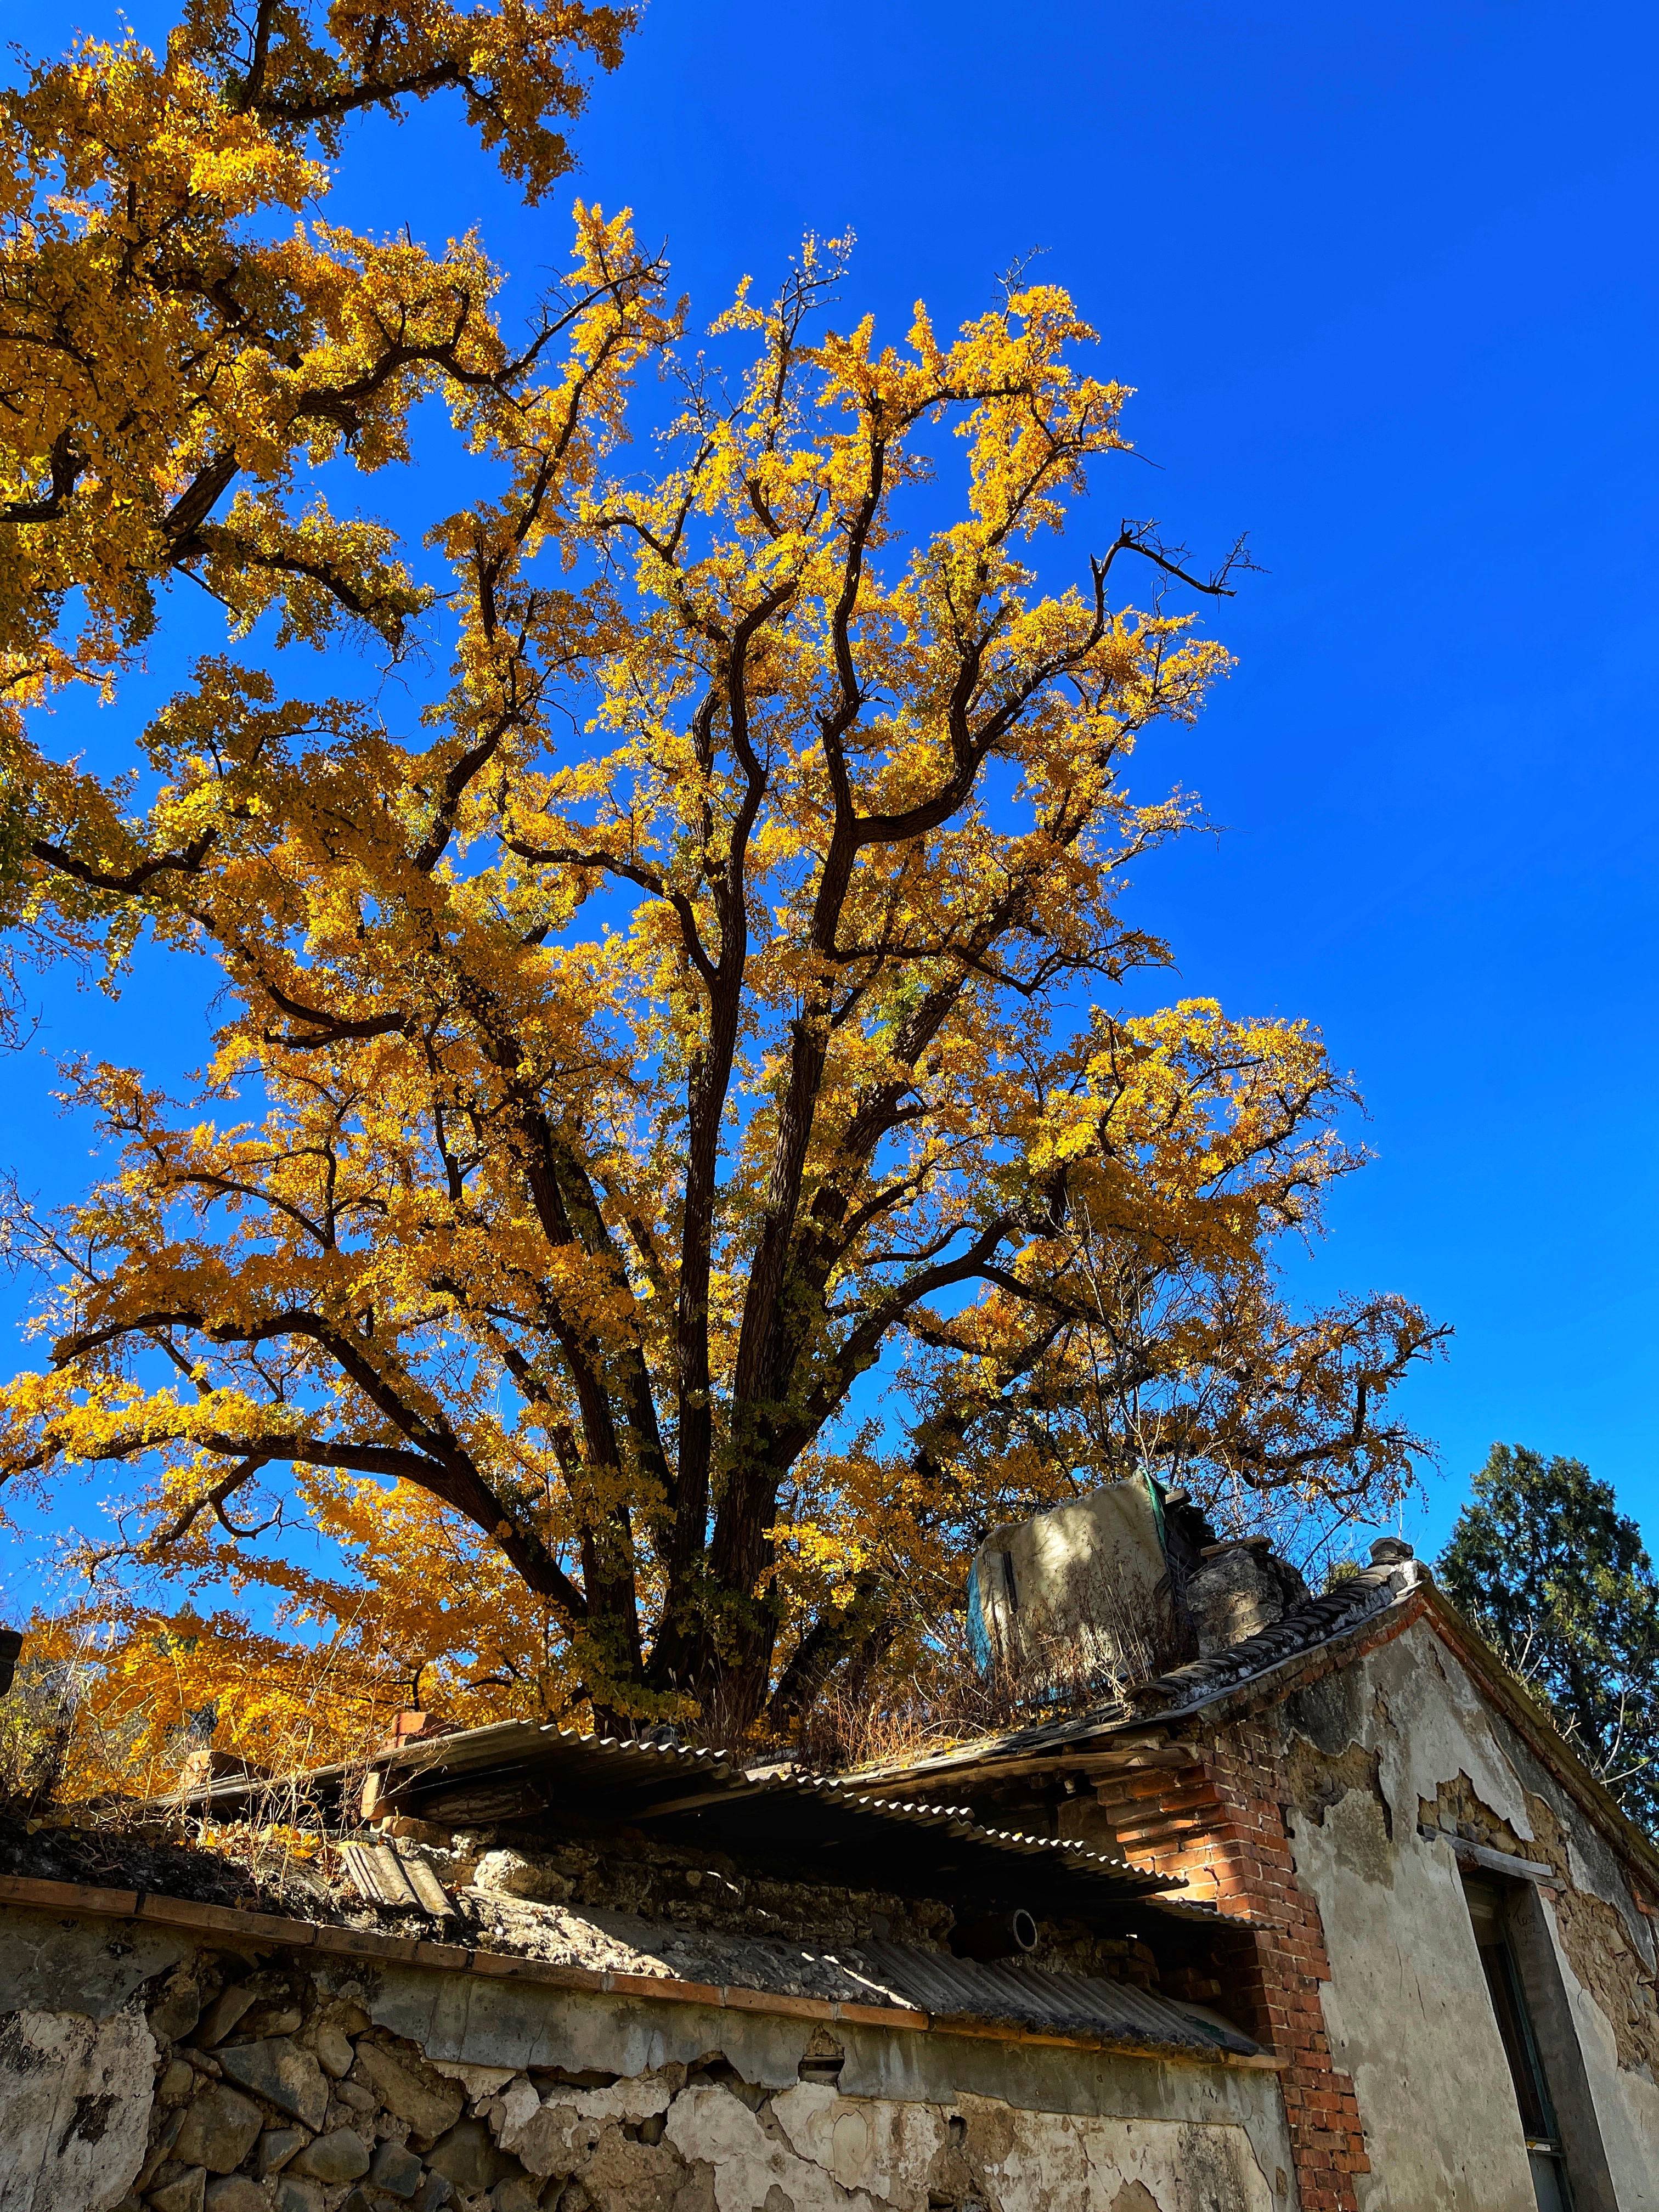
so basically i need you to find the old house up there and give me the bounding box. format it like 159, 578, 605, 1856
2, 1481, 1655, 2212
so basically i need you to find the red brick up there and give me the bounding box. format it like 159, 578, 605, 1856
1122, 1728, 1369, 2212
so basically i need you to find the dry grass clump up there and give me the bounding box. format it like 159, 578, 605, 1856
798, 1640, 1024, 1778
797, 1576, 1187, 1778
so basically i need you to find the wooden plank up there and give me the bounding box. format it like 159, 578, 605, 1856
308, 1923, 418, 1962
137, 1894, 317, 1945
467, 1951, 608, 1993
606, 1971, 724, 2007
1452, 1839, 1554, 1884
833, 2000, 928, 2032
0, 1873, 138, 1916
721, 1984, 836, 2022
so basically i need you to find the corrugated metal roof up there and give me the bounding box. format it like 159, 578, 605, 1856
397, 1722, 736, 1790
398, 1732, 1194, 1908
851, 1942, 1259, 2058
386, 1722, 738, 1797
653, 1768, 1182, 1898
177, 1717, 1196, 1920
176, 1720, 734, 1820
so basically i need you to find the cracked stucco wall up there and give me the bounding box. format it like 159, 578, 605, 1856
0, 1903, 1296, 2212
1266, 1614, 1659, 2212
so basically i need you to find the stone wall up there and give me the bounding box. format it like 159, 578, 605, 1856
0, 1898, 1297, 2212
388, 1831, 956, 1958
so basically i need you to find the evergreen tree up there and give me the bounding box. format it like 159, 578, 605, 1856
1440, 1445, 1659, 1835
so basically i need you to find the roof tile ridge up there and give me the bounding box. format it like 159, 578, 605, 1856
1119, 1561, 1406, 1719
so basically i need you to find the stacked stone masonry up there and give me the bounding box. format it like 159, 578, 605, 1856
123, 1950, 540, 2212
0, 1898, 1297, 2212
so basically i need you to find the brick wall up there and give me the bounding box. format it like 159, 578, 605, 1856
1094, 1724, 1369, 2212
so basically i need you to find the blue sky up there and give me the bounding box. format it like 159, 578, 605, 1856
4, 0, 1656, 1606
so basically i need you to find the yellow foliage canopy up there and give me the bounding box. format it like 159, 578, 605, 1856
0, 7, 1443, 1760
0, 0, 633, 700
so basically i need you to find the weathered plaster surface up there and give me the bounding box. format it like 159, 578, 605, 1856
1293, 1790, 1532, 2209
1534, 1890, 1659, 2210
1273, 1614, 1659, 2212
0, 2004, 154, 2212
1274, 1632, 1537, 2210
0, 1913, 185, 2017
360, 1954, 1297, 2207
777, 2087, 1274, 2212
471, 2063, 1277, 2212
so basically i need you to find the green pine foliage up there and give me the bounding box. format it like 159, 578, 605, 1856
1439, 1444, 1659, 1836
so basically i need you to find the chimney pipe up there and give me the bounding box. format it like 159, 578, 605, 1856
950, 1908, 1040, 1961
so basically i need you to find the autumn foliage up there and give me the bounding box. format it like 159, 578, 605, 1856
0, 2, 1442, 1771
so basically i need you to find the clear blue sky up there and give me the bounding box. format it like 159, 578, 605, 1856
4, 0, 1656, 1604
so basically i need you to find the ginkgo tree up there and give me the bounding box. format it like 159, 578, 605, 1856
0, 2, 1443, 1751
